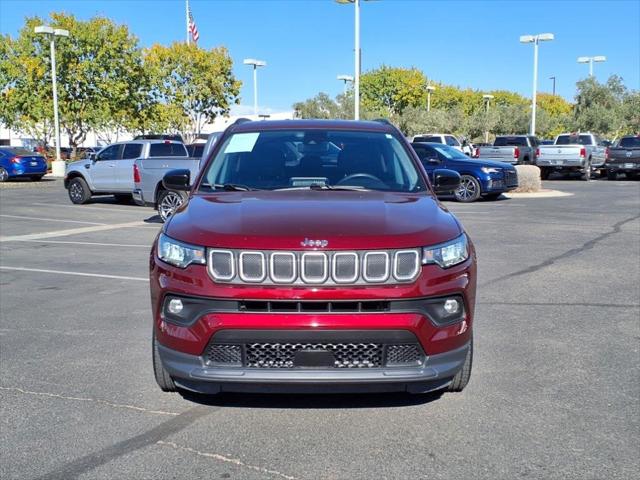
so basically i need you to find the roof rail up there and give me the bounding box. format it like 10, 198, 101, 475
233, 117, 252, 126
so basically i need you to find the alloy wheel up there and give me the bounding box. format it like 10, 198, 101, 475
456, 176, 477, 202
69, 182, 84, 202
159, 191, 184, 222
0, 168, 8, 182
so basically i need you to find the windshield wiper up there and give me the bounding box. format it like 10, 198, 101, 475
205, 183, 260, 191
309, 184, 369, 191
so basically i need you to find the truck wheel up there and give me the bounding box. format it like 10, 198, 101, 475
157, 189, 188, 222
68, 177, 91, 204
581, 159, 592, 181
454, 175, 481, 202
540, 168, 551, 180
447, 338, 473, 392
607, 170, 617, 180
153, 333, 176, 392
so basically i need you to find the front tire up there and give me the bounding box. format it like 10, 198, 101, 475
67, 177, 91, 204
0, 167, 9, 182
153, 333, 176, 392
454, 175, 482, 202
157, 189, 188, 222
447, 338, 473, 392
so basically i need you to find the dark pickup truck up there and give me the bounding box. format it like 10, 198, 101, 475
606, 135, 640, 180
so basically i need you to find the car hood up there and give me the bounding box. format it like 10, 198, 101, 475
165, 191, 462, 250
449, 158, 516, 170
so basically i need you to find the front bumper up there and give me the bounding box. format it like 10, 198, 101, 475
158, 339, 470, 394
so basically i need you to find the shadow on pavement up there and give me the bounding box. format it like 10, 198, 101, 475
179, 389, 444, 409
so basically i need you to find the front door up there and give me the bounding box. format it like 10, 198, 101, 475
91, 144, 122, 191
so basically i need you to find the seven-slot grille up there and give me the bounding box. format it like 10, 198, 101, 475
208, 248, 420, 286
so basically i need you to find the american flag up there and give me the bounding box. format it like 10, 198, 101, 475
188, 5, 199, 43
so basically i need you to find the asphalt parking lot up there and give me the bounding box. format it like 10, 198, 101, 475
1, 178, 639, 480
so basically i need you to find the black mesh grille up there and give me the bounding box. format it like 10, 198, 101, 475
504, 170, 518, 187
206, 344, 242, 366
271, 253, 295, 282
395, 251, 418, 279
334, 253, 357, 281
245, 342, 383, 368
302, 254, 327, 282
211, 251, 233, 279
241, 253, 264, 281
365, 253, 388, 281
386, 344, 424, 366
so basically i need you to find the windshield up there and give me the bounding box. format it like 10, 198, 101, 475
199, 129, 426, 192
429, 144, 469, 160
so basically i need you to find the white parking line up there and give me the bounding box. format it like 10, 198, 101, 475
4, 239, 151, 248
0, 266, 148, 282
0, 214, 105, 225
0, 220, 152, 242
32, 202, 153, 213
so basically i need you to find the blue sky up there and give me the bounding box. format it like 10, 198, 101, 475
1, 0, 639, 113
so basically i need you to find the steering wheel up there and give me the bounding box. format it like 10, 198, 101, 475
336, 173, 386, 188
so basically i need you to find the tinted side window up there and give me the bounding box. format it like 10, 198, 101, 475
98, 145, 121, 161
445, 136, 460, 146
148, 143, 188, 157
122, 143, 143, 159
414, 136, 442, 144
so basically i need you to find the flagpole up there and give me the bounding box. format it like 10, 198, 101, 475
185, 0, 190, 45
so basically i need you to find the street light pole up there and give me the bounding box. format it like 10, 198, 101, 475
549, 76, 556, 95
520, 33, 554, 136
35, 25, 69, 177
482, 94, 494, 144
337, 74, 354, 94
577, 56, 606, 77
243, 58, 266, 116
426, 86, 436, 112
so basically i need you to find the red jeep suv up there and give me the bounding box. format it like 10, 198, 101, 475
150, 119, 476, 395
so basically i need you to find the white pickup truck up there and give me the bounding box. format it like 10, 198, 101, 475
132, 132, 222, 221
536, 133, 608, 180
64, 140, 188, 204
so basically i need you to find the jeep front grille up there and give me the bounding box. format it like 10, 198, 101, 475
208, 248, 421, 286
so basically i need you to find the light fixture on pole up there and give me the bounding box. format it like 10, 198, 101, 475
549, 76, 556, 95
35, 25, 69, 178
482, 94, 494, 144
337, 74, 354, 94
243, 58, 266, 116
426, 86, 436, 112
577, 56, 606, 77
337, 0, 372, 120
520, 33, 554, 136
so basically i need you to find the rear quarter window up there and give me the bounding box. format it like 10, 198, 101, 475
494, 137, 527, 147
148, 143, 188, 157
414, 136, 442, 143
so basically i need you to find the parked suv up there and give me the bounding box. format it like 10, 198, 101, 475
151, 119, 476, 396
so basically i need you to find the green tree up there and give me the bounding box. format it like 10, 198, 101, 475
573, 75, 628, 136
145, 42, 241, 142
0, 14, 147, 152
360, 66, 427, 115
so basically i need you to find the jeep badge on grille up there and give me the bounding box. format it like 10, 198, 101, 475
301, 238, 329, 248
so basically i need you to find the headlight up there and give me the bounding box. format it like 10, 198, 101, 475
422, 234, 469, 268
157, 233, 206, 268
481, 167, 501, 174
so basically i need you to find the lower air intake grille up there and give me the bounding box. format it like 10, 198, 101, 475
206, 344, 242, 366
245, 342, 383, 369
386, 344, 424, 366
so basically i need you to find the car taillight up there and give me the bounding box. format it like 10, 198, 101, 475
513, 147, 520, 159
473, 148, 479, 158
605, 147, 610, 161
535, 148, 540, 157
10, 156, 21, 164
579, 147, 586, 158
133, 164, 141, 183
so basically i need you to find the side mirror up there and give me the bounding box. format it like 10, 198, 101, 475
88, 153, 96, 161
432, 169, 461, 194
163, 169, 191, 191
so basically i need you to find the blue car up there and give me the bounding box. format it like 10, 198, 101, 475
0, 147, 48, 182
412, 142, 518, 202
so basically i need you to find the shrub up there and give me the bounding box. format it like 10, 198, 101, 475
513, 165, 542, 193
